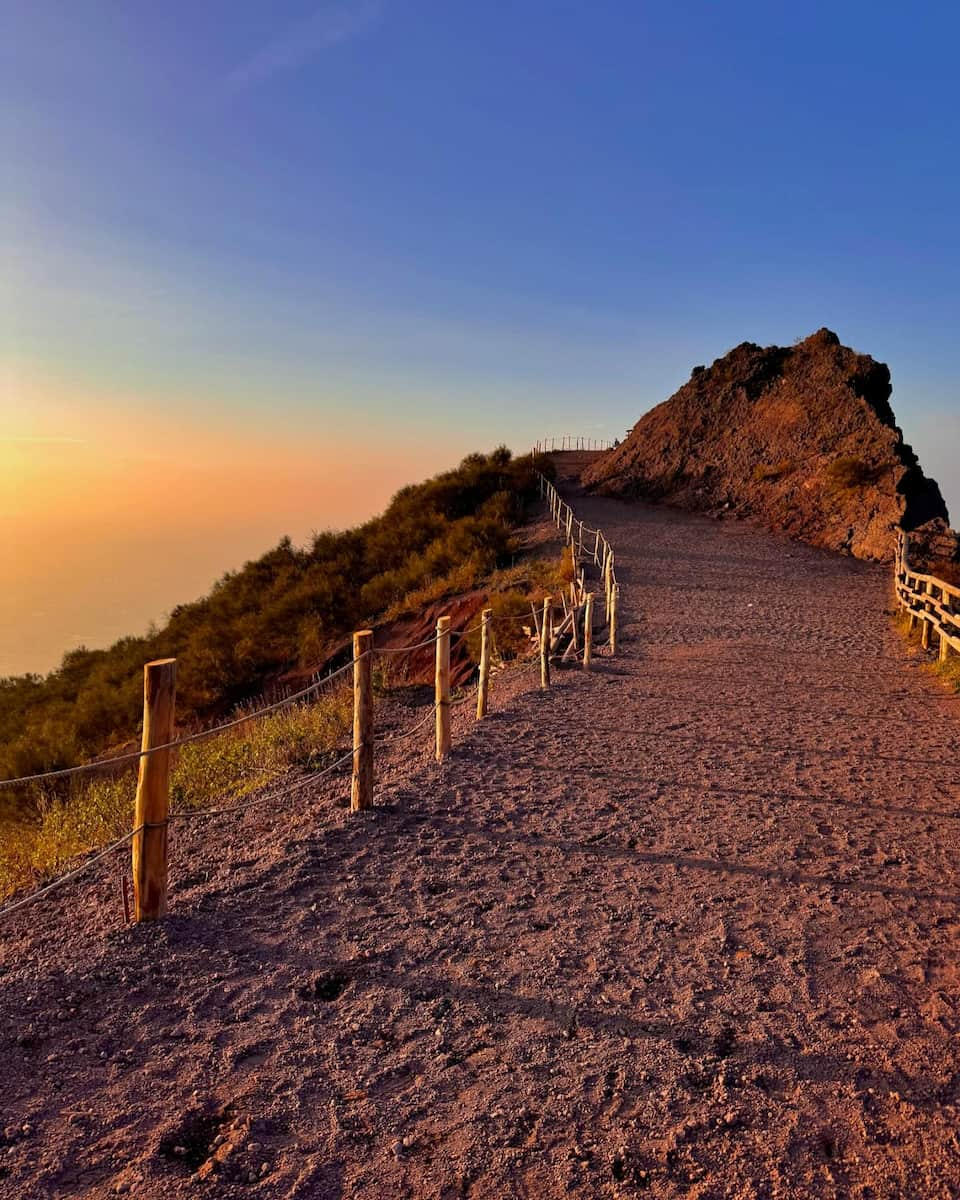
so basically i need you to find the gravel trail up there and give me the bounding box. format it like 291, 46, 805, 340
3, 474, 960, 1199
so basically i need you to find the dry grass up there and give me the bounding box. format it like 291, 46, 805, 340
894, 610, 960, 693
824, 455, 881, 496
0, 689, 352, 902
752, 459, 793, 482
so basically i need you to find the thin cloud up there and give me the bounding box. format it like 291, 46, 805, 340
229, 1, 382, 89
2, 437, 87, 444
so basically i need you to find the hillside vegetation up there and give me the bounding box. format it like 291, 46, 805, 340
0, 448, 545, 787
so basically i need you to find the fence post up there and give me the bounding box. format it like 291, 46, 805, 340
610, 583, 620, 655
584, 593, 594, 670
476, 607, 493, 719
435, 616, 451, 761
540, 597, 552, 689
922, 582, 932, 650
132, 658, 176, 922
938, 586, 951, 662
351, 630, 374, 811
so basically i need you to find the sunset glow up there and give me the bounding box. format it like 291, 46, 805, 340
5, 1, 959, 677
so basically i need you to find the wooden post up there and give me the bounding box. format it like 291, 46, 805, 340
939, 587, 951, 662
583, 593, 594, 670
132, 658, 176, 922
351, 630, 374, 811
435, 616, 451, 761
540, 597, 551, 689
922, 582, 932, 650
476, 607, 493, 719
610, 583, 620, 655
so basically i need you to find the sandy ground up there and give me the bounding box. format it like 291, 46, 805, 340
3, 470, 960, 1199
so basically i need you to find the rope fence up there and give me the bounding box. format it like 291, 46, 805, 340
0, 458, 622, 926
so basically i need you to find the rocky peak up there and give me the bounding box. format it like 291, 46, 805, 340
585, 329, 954, 563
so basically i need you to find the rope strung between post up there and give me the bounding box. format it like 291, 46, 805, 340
0, 829, 140, 922
0, 655, 362, 790
1, 456, 621, 923
385, 705, 438, 742
0, 745, 362, 923
172, 746, 357, 820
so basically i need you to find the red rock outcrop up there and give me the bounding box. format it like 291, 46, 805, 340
585, 329, 955, 562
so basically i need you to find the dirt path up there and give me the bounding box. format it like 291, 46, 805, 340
4, 478, 960, 1199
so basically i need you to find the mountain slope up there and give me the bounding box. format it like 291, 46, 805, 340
585, 328, 954, 562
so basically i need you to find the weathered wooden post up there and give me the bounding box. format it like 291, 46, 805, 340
922, 581, 932, 650
435, 615, 451, 760
584, 593, 594, 670
939, 586, 951, 662
132, 658, 176, 922
610, 583, 620, 655
540, 597, 552, 689
351, 630, 374, 811
476, 607, 493, 720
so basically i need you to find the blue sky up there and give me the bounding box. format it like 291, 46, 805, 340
5, 1, 960, 477
3, 1, 960, 671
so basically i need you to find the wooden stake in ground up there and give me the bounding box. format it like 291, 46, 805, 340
351, 630, 374, 811
476, 607, 493, 720
938, 585, 952, 662
610, 582, 620, 655
540, 597, 552, 689
584, 592, 594, 670
922, 582, 932, 650
132, 658, 176, 922
436, 615, 451, 761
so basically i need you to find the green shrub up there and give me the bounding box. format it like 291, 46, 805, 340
0, 448, 543, 786
825, 456, 879, 495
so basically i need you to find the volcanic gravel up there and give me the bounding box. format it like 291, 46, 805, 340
3, 480, 960, 1198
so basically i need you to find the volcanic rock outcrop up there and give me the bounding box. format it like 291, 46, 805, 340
585, 328, 955, 563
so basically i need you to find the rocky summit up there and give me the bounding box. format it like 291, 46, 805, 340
585, 328, 955, 563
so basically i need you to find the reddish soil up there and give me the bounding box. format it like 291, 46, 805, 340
3, 472, 960, 1198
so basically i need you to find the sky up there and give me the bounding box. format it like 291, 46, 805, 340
3, 0, 960, 676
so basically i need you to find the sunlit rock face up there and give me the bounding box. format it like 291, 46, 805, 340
585, 328, 956, 564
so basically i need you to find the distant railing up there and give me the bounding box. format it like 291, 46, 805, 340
0, 449, 622, 927
534, 435, 615, 452
894, 531, 960, 661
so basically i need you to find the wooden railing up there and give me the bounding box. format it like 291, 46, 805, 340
534, 435, 615, 452
894, 530, 960, 661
